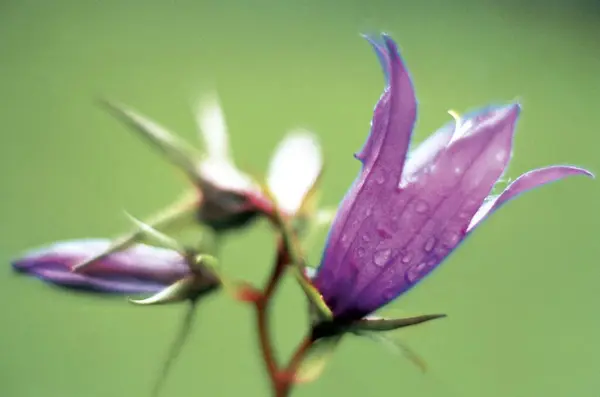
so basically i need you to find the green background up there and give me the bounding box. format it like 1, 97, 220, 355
1, 1, 599, 396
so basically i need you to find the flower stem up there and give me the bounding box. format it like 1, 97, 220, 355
251, 238, 316, 397
274, 337, 314, 397
252, 239, 289, 391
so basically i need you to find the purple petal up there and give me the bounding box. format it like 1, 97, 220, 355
361, 34, 390, 85
354, 34, 417, 170
317, 103, 521, 320
400, 120, 456, 187
467, 165, 594, 232
316, 34, 417, 301
401, 106, 506, 185
12, 239, 190, 294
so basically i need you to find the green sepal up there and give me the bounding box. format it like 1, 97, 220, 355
72, 193, 197, 272
99, 99, 202, 184
295, 335, 342, 383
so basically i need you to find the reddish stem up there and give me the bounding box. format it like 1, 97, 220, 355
252, 239, 291, 393
275, 337, 314, 397
252, 236, 314, 396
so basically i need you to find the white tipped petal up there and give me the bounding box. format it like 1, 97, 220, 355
267, 131, 322, 214
198, 158, 255, 192
195, 93, 231, 162
194, 93, 255, 192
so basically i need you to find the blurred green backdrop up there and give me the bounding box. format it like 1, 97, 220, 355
1, 0, 600, 396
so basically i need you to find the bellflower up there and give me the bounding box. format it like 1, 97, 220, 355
103, 94, 324, 231
70, 95, 330, 273
311, 34, 593, 326
12, 238, 219, 299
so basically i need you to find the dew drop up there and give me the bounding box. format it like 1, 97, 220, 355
341, 234, 348, 243
362, 234, 370, 242
357, 247, 366, 258
457, 211, 470, 219
415, 201, 429, 214
442, 230, 461, 247
424, 237, 436, 252
454, 166, 462, 174
376, 226, 393, 239
405, 266, 421, 284
373, 248, 392, 267
401, 251, 413, 264
383, 285, 397, 301
495, 150, 507, 162
376, 172, 386, 184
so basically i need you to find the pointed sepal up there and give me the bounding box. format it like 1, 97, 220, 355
124, 212, 186, 253
360, 332, 429, 373
72, 194, 197, 272
130, 276, 200, 305
349, 314, 447, 332
261, 182, 332, 320
99, 99, 202, 184
293, 336, 342, 384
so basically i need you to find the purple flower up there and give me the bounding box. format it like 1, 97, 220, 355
312, 34, 593, 322
12, 239, 191, 294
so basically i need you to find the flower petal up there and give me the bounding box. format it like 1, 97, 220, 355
318, 104, 521, 320
400, 117, 456, 188
266, 131, 322, 214
400, 106, 504, 188
195, 93, 232, 163
354, 34, 417, 170
467, 165, 594, 232
12, 239, 189, 294
361, 34, 390, 85
193, 94, 256, 192
315, 34, 417, 303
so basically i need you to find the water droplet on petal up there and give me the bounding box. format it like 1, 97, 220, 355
415, 201, 429, 214
401, 252, 413, 264
376, 172, 386, 184
457, 211, 470, 219
376, 226, 393, 239
357, 247, 366, 258
374, 248, 392, 267
495, 150, 507, 162
454, 166, 462, 174
442, 230, 462, 247
383, 285, 397, 301
405, 262, 426, 284
362, 234, 370, 242
424, 237, 436, 252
